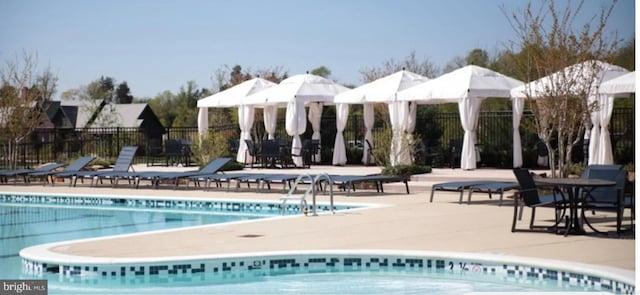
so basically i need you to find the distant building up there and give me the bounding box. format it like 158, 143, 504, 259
56, 97, 164, 134
40, 101, 76, 129
39, 99, 165, 155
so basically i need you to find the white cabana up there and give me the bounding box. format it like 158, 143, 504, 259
196, 77, 276, 163
599, 71, 635, 94
244, 73, 349, 167
510, 60, 629, 165
398, 65, 524, 170
594, 71, 635, 164
333, 70, 430, 165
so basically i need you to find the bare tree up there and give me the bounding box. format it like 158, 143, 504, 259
0, 53, 48, 169
359, 51, 438, 83
506, 0, 619, 177
35, 65, 58, 101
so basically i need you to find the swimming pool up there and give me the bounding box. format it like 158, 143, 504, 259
1, 192, 345, 278
3, 192, 636, 294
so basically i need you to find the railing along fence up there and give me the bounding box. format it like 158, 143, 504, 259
1, 108, 633, 169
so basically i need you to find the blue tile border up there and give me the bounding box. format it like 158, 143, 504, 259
0, 192, 354, 215
21, 253, 635, 294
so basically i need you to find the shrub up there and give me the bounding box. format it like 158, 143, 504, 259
381, 164, 432, 176
190, 131, 230, 168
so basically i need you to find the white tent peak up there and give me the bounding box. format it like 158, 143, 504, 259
197, 77, 276, 108
510, 60, 629, 98
244, 73, 349, 106
599, 71, 635, 95
334, 69, 430, 104
398, 65, 524, 103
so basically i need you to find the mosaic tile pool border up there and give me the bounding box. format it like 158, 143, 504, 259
0, 192, 351, 215
6, 192, 634, 293
21, 252, 634, 294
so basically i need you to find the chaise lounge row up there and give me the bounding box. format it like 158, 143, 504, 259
1, 146, 411, 195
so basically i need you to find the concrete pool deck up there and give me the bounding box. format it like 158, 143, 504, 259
2, 165, 635, 275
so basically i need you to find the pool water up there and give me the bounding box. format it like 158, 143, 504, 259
0, 201, 267, 279
1, 194, 634, 294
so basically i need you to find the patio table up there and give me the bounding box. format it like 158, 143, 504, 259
534, 177, 615, 236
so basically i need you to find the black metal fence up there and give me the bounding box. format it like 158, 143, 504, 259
2, 108, 634, 169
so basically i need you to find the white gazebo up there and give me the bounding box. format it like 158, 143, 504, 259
510, 60, 629, 166
332, 70, 430, 166
196, 77, 276, 163
593, 71, 635, 164
398, 65, 524, 170
244, 73, 349, 167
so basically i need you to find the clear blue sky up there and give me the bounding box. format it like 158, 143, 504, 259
0, 0, 635, 99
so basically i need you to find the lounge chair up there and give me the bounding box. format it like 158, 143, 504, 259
580, 165, 633, 234
512, 168, 569, 233
430, 180, 500, 203
190, 172, 255, 191
330, 174, 409, 196
27, 156, 96, 185
0, 163, 65, 184
56, 146, 138, 187
230, 173, 271, 191
259, 174, 302, 192
134, 157, 232, 189
466, 181, 520, 206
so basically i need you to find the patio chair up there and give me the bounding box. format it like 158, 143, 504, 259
244, 139, 259, 168
364, 139, 375, 165
260, 139, 281, 168
448, 139, 463, 169
512, 168, 569, 233
57, 146, 138, 187
580, 165, 633, 234
290, 139, 313, 168
27, 156, 96, 185
163, 139, 183, 166
0, 163, 65, 185
134, 157, 232, 189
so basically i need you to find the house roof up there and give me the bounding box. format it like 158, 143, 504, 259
60, 97, 98, 128
41, 101, 75, 129
57, 97, 160, 129
106, 103, 148, 128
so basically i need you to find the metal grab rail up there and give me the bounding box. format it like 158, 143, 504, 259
279, 172, 335, 216
280, 174, 314, 215
311, 172, 334, 216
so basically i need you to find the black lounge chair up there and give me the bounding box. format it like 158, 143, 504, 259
512, 168, 569, 233
330, 174, 409, 196
231, 173, 271, 191
466, 181, 520, 206
134, 157, 232, 189
259, 174, 302, 192
56, 146, 138, 187
190, 172, 255, 191
430, 180, 499, 203
0, 163, 65, 184
27, 156, 96, 185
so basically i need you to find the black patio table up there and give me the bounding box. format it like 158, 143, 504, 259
534, 177, 616, 236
